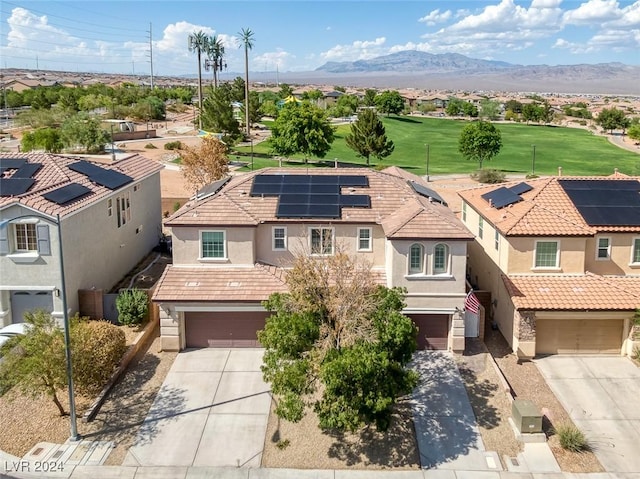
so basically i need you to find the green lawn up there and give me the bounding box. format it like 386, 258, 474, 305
233, 117, 640, 176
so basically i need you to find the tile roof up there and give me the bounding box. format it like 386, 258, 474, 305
166, 167, 472, 240
502, 273, 640, 310
458, 175, 640, 236
152, 264, 288, 302
0, 153, 163, 218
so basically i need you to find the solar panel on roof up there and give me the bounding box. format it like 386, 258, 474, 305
284, 182, 311, 194
310, 183, 339, 194
310, 175, 339, 185
283, 175, 311, 184
408, 181, 448, 206
309, 203, 340, 217
195, 177, 230, 200
481, 187, 523, 209
43, 183, 92, 205
69, 160, 133, 190
276, 203, 309, 218
0, 159, 26, 171
339, 175, 369, 187
69, 160, 104, 176
13, 163, 42, 179
340, 195, 371, 207
509, 182, 533, 195
559, 179, 640, 226
0, 178, 35, 196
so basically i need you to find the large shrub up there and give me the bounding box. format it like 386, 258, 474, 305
116, 289, 149, 327
72, 320, 127, 395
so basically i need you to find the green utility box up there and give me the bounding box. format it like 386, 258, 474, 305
512, 399, 543, 434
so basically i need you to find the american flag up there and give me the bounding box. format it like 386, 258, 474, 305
464, 290, 481, 314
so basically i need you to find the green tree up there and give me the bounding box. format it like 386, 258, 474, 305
628, 124, 640, 142
278, 83, 294, 99
363, 89, 377, 107
240, 90, 261, 127
21, 128, 63, 153
333, 94, 359, 116
504, 99, 523, 114
375, 90, 404, 116
239, 27, 255, 137
270, 102, 335, 161
301, 89, 323, 104
60, 112, 109, 154
258, 252, 417, 432
522, 103, 542, 124
446, 98, 465, 116
345, 109, 394, 166
230, 76, 246, 103
458, 120, 503, 170
200, 84, 241, 142
597, 107, 629, 134
479, 99, 501, 120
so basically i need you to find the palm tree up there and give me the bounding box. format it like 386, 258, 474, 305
188, 30, 208, 130
206, 35, 225, 89
238, 28, 255, 137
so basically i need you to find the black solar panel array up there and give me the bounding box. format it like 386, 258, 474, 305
0, 178, 35, 196
481, 187, 523, 209
559, 179, 640, 226
0, 158, 26, 170
250, 174, 371, 219
69, 160, 133, 190
43, 183, 92, 205
408, 181, 448, 206
509, 182, 533, 195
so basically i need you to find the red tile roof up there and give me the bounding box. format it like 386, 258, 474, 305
458, 175, 640, 236
166, 167, 472, 240
502, 273, 640, 310
0, 153, 163, 218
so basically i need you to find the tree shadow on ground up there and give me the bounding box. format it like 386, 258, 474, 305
324, 400, 420, 467
386, 116, 421, 124
82, 353, 185, 448
457, 363, 500, 430
407, 351, 482, 468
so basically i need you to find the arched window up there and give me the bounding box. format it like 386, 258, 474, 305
433, 243, 449, 274
409, 243, 424, 274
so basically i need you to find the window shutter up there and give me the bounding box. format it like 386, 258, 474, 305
36, 224, 51, 255
0, 223, 8, 255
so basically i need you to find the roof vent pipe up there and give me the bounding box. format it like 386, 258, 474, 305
558, 166, 563, 177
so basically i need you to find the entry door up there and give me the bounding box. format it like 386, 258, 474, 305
10, 291, 54, 323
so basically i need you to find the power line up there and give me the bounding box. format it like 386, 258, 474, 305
0, 40, 145, 55
50, 0, 142, 30
0, 53, 142, 66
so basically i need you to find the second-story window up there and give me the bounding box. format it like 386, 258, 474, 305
433, 243, 449, 274
494, 228, 500, 250
462, 202, 467, 222
409, 243, 424, 274
535, 240, 559, 268
310, 227, 334, 255
116, 193, 131, 228
596, 237, 611, 260
632, 238, 640, 264
272, 227, 287, 251
478, 217, 484, 239
15, 223, 37, 251
201, 231, 226, 258
357, 227, 372, 251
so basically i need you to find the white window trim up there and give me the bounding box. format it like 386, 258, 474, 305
478, 216, 484, 239
357, 227, 372, 252
595, 236, 611, 261
13, 223, 37, 252
199, 230, 228, 261
462, 202, 467, 222
494, 228, 500, 251
272, 226, 287, 251
630, 236, 640, 267
532, 239, 561, 271
408, 243, 425, 275
309, 227, 334, 256
431, 243, 451, 276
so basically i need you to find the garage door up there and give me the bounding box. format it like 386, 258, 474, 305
408, 314, 449, 350
11, 291, 54, 323
185, 311, 268, 348
536, 318, 624, 355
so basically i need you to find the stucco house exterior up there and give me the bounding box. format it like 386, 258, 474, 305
0, 153, 163, 326
458, 174, 640, 358
154, 166, 474, 352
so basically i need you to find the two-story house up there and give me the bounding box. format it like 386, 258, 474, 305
0, 153, 163, 326
153, 167, 474, 352
458, 174, 640, 358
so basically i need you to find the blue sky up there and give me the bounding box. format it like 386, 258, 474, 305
1, 0, 639, 76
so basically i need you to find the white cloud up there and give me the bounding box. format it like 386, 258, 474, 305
562, 0, 622, 25
253, 49, 295, 71
419, 9, 452, 26
319, 37, 387, 62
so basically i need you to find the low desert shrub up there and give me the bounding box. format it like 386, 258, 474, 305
164, 140, 183, 150
633, 346, 640, 362
473, 169, 506, 184
72, 320, 127, 395
144, 143, 158, 149
116, 289, 149, 327
554, 422, 589, 452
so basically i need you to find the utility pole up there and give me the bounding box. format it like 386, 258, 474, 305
425, 144, 430, 182
148, 23, 154, 89
531, 144, 536, 176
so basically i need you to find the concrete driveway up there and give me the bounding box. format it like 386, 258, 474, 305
410, 351, 501, 471
123, 348, 270, 468
536, 355, 640, 473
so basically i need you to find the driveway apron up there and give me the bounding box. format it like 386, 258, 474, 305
410, 351, 497, 470
536, 355, 640, 473
123, 348, 271, 468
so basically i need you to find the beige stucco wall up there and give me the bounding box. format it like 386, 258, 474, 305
585, 234, 640, 275
170, 226, 256, 266
507, 236, 587, 274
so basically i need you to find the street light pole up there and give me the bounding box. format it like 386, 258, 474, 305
56, 213, 80, 442
531, 144, 536, 176
426, 144, 430, 182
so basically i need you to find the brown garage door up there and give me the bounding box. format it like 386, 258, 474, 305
185, 311, 269, 348
536, 318, 624, 355
408, 314, 449, 350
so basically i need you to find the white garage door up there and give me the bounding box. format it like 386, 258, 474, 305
11, 290, 54, 323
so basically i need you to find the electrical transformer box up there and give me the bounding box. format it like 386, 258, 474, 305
512, 398, 543, 434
